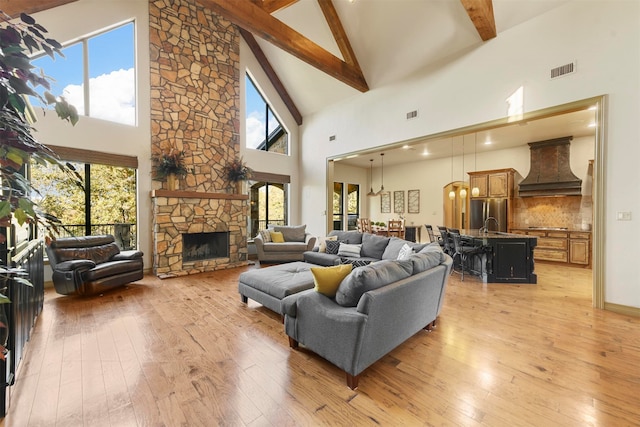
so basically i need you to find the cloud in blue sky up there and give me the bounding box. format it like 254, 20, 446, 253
64, 68, 136, 126
246, 110, 266, 149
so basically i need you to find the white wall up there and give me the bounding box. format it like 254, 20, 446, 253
300, 2, 640, 308
32, 0, 153, 268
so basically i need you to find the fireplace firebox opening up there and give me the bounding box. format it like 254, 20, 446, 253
183, 232, 229, 262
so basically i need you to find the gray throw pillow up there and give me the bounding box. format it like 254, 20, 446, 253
381, 237, 406, 260
361, 233, 390, 259
258, 229, 272, 243
335, 259, 413, 307
337, 243, 362, 258
325, 239, 342, 255
409, 252, 445, 273
274, 225, 306, 242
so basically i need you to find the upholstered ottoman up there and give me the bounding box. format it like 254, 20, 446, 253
238, 261, 315, 315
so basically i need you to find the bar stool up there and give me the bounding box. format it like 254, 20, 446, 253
425, 225, 444, 248
449, 229, 483, 281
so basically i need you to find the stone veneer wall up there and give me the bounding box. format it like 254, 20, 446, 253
513, 195, 593, 230
149, 0, 247, 276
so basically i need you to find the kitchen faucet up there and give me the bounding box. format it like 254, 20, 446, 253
480, 217, 499, 233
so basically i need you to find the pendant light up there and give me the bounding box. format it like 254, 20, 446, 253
459, 136, 467, 199
375, 153, 385, 195
449, 139, 455, 200
471, 133, 480, 197
366, 158, 376, 196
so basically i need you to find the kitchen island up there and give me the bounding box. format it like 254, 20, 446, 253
459, 229, 538, 284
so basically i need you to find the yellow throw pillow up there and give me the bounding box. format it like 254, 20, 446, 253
270, 231, 285, 243
311, 264, 353, 298
318, 235, 338, 253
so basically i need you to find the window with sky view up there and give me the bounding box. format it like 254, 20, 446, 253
31, 22, 135, 126
245, 73, 288, 154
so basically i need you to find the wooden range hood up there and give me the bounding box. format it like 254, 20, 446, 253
518, 136, 583, 197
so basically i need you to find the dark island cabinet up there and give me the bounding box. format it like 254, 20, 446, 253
480, 237, 537, 284
491, 240, 536, 283
461, 230, 538, 284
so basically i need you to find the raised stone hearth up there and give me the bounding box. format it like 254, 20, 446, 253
152, 190, 248, 278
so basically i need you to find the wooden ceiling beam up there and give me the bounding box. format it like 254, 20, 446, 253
198, 0, 369, 92
0, 0, 77, 18
240, 28, 302, 125
317, 0, 362, 72
252, 0, 299, 14
460, 0, 496, 41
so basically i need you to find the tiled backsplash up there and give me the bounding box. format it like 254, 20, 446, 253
513, 195, 593, 230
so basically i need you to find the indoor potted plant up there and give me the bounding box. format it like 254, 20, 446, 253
223, 156, 253, 193
0, 12, 79, 360
0, 12, 79, 234
152, 148, 190, 190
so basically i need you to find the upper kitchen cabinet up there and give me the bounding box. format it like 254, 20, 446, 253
469, 168, 517, 198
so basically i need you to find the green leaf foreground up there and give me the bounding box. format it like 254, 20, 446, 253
1, 11, 80, 230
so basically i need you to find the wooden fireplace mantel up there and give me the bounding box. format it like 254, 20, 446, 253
151, 190, 249, 200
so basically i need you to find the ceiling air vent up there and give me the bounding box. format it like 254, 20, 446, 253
329, 135, 336, 142
406, 110, 418, 120
550, 61, 576, 79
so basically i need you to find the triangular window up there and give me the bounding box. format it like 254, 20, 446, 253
245, 73, 289, 155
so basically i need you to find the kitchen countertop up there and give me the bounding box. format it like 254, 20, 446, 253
459, 229, 538, 239
511, 227, 591, 233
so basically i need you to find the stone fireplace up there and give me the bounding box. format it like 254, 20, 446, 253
149, 0, 247, 277
151, 191, 248, 278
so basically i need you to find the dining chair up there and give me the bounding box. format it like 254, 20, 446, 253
387, 219, 404, 238
358, 218, 372, 233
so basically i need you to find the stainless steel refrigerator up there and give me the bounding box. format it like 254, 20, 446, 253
470, 198, 508, 232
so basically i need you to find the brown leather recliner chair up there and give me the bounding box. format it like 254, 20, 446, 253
46, 235, 144, 296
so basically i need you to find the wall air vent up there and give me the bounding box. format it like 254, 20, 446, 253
406, 110, 418, 120
550, 61, 576, 79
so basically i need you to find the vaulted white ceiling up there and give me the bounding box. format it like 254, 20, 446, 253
255, 0, 570, 116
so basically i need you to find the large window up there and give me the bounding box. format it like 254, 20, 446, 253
245, 73, 288, 154
30, 149, 138, 249
249, 181, 288, 238
31, 22, 136, 126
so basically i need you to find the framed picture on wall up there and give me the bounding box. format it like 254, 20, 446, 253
394, 190, 404, 213
408, 189, 420, 213
380, 192, 391, 213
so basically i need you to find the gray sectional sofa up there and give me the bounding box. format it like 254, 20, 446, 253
285, 241, 453, 389
304, 230, 428, 266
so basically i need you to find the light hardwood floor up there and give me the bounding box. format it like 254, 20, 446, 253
1, 262, 639, 426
